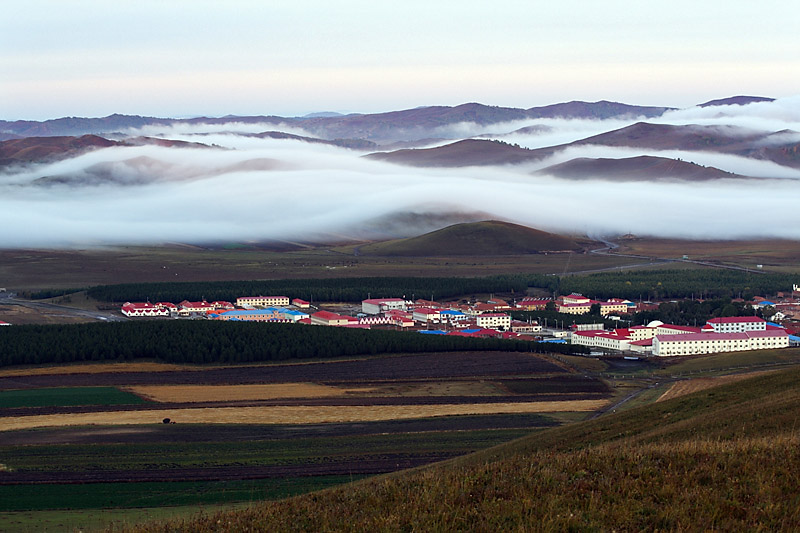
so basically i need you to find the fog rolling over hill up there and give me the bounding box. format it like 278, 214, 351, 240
536, 156, 748, 182
1, 95, 800, 247
356, 221, 590, 256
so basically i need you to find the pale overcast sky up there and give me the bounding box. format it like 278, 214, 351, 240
2, 0, 798, 120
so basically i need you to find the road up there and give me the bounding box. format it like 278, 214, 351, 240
586, 236, 767, 275
0, 291, 127, 323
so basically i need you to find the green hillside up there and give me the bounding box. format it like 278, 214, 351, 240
358, 220, 587, 256
128, 364, 800, 532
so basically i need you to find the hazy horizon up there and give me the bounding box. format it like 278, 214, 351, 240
3, 1, 798, 121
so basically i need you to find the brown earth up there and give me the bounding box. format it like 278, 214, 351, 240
0, 352, 567, 390
129, 383, 376, 403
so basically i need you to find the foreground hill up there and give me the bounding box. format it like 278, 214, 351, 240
129, 360, 800, 531
537, 155, 749, 181
357, 220, 587, 256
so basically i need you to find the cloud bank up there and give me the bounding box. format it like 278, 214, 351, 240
2, 98, 800, 248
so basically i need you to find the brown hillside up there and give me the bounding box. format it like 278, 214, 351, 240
0, 135, 118, 168
537, 155, 750, 181
358, 220, 588, 256
365, 139, 545, 167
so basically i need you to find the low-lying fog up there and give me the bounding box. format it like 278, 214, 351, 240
2, 98, 799, 248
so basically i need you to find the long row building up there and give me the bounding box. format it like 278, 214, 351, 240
571, 317, 790, 356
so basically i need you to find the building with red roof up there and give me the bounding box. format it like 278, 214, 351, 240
361, 298, 408, 315
652, 329, 788, 356
310, 310, 357, 326
706, 316, 767, 333
121, 302, 170, 317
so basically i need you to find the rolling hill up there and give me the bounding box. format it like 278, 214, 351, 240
365, 139, 545, 167
367, 121, 800, 171
128, 358, 800, 532
698, 95, 775, 107
356, 220, 588, 256
0, 135, 119, 168
536, 155, 749, 181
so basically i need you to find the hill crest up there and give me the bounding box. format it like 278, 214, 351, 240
357, 220, 587, 256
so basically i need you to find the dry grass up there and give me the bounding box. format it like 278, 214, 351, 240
128, 383, 375, 403
657, 370, 775, 402
617, 237, 800, 267
0, 400, 607, 431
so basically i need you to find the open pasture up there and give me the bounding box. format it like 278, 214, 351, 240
0, 246, 642, 291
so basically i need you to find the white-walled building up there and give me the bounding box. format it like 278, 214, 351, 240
652, 330, 788, 356
121, 302, 170, 317
236, 296, 290, 308
361, 298, 408, 315
706, 316, 767, 333
476, 313, 511, 330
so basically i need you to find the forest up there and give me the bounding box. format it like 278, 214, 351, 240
56, 269, 797, 305
0, 321, 587, 368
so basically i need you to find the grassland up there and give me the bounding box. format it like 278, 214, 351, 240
122, 363, 800, 532
0, 246, 648, 291
615, 236, 800, 270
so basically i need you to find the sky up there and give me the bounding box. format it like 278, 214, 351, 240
3, 1, 799, 120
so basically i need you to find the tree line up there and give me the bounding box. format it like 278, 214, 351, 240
81, 275, 549, 304
27, 269, 797, 306
0, 321, 587, 368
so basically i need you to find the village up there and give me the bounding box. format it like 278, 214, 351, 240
120, 284, 800, 357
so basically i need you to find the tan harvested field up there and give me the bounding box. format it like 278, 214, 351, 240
0, 362, 199, 378
129, 383, 376, 403
0, 400, 608, 431
0, 304, 93, 326
656, 370, 775, 402
616, 237, 800, 269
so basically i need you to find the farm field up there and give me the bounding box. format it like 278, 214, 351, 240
0, 351, 611, 530
121, 364, 800, 532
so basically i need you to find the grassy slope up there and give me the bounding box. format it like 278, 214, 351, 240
127, 365, 800, 532
358, 220, 585, 256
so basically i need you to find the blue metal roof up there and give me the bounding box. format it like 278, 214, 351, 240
419, 330, 447, 335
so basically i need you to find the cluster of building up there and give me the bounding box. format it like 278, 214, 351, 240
571, 316, 793, 356
118, 287, 800, 357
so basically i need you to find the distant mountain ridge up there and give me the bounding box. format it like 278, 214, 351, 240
0, 100, 673, 141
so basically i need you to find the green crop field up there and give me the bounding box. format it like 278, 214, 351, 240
0, 387, 147, 409
0, 429, 532, 476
